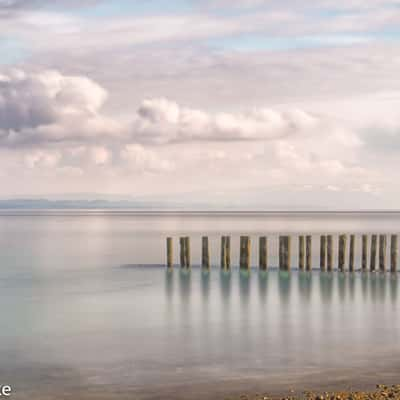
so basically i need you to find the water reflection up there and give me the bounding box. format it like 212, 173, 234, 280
378, 273, 387, 303
337, 272, 346, 301
319, 272, 334, 304
348, 273, 356, 301
390, 274, 398, 305
298, 271, 312, 304
179, 269, 192, 305
278, 270, 291, 306
165, 269, 174, 319
370, 273, 378, 302
239, 270, 251, 308
361, 272, 368, 301
167, 269, 400, 308
201, 270, 210, 302
219, 270, 232, 305
258, 271, 268, 304
165, 268, 174, 298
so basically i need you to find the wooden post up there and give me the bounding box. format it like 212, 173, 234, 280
370, 234, 377, 272
259, 236, 267, 270
391, 234, 398, 273
221, 236, 227, 270
320, 235, 327, 271
349, 234, 355, 272
299, 235, 305, 270
166, 237, 173, 268
185, 236, 191, 268
327, 235, 333, 271
306, 235, 312, 271
226, 236, 231, 269
286, 236, 291, 271
362, 235, 368, 271
279, 236, 291, 271
379, 234, 387, 272
338, 234, 346, 272
240, 236, 251, 270
202, 236, 210, 270
180, 237, 185, 268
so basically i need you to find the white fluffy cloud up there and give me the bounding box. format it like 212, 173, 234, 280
0, 69, 120, 147
133, 98, 318, 144
0, 70, 322, 147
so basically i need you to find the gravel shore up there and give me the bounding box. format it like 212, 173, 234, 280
232, 385, 400, 400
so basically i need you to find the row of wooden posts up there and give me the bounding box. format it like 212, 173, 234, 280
166, 234, 399, 272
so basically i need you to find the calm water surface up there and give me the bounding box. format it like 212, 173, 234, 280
1, 211, 400, 399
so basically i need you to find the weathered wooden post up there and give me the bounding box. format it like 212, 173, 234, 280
327, 235, 333, 271
221, 236, 227, 270
166, 237, 173, 268
379, 234, 387, 272
180, 237, 185, 268
287, 236, 291, 271
299, 235, 305, 270
391, 234, 398, 273
185, 236, 191, 268
362, 235, 368, 271
370, 234, 377, 272
226, 236, 231, 269
259, 236, 268, 270
279, 236, 291, 271
320, 235, 327, 271
240, 236, 251, 270
349, 234, 355, 272
202, 236, 210, 270
338, 234, 346, 272
306, 235, 312, 271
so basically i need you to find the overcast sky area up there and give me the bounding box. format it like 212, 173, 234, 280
1, 0, 400, 208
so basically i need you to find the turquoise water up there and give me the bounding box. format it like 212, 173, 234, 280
1, 211, 400, 399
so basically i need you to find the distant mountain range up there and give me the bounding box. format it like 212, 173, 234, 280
0, 198, 181, 210
0, 198, 399, 212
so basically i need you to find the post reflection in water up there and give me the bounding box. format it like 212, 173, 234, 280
165, 268, 400, 384
168, 269, 400, 308
258, 270, 269, 304
337, 272, 346, 302
239, 270, 251, 308
348, 273, 356, 301
319, 271, 334, 304
219, 270, 233, 352
298, 270, 312, 304
390, 274, 398, 305
219, 270, 232, 306
201, 270, 210, 302
165, 268, 174, 303
278, 270, 291, 306
377, 273, 387, 303
361, 271, 368, 301
239, 270, 251, 351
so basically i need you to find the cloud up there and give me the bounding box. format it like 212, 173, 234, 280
207, 0, 400, 10
132, 98, 318, 144
120, 144, 173, 173
0, 0, 101, 12
0, 69, 120, 147
0, 70, 322, 147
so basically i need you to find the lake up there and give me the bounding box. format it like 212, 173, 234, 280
1, 211, 400, 399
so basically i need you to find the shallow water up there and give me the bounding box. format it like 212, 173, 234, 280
1, 211, 400, 399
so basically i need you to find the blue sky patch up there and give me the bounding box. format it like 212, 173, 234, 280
0, 37, 29, 65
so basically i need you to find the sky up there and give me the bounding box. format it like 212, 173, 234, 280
1, 0, 400, 209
